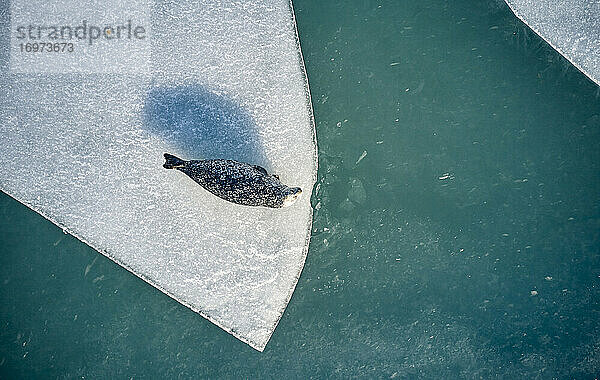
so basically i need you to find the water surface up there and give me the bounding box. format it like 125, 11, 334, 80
1, 0, 599, 377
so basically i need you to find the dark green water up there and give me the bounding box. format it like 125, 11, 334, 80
2, 0, 600, 378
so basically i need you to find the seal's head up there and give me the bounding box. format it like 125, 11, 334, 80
282, 187, 302, 207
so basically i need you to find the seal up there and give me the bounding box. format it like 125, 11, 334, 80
163, 153, 302, 208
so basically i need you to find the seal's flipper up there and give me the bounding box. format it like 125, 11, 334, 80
163, 153, 186, 169
252, 165, 268, 175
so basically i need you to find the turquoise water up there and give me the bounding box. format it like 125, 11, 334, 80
2, 0, 600, 378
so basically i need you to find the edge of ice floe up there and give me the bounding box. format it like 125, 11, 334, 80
504, 0, 600, 86
248, 0, 319, 352
0, 189, 271, 350
1, 0, 318, 352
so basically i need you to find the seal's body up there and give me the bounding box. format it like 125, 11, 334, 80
163, 153, 302, 208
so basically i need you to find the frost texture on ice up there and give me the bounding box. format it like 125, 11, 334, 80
0, 0, 317, 351
505, 0, 600, 86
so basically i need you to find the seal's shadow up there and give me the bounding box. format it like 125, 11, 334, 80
144, 85, 268, 166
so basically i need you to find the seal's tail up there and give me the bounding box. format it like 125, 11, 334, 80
163, 153, 186, 169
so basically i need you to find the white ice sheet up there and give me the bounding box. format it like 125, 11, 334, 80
0, 0, 317, 351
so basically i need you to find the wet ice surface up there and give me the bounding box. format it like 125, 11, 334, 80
504, 0, 600, 86
0, 0, 316, 351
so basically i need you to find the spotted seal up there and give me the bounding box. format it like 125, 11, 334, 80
163, 153, 302, 208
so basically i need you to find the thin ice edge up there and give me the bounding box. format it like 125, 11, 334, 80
504, 0, 600, 86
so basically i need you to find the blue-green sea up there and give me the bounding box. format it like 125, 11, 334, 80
2, 0, 600, 378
